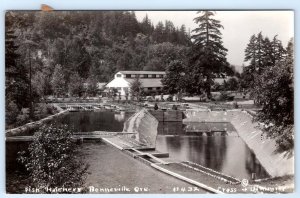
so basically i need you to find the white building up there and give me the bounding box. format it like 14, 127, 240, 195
106, 71, 166, 96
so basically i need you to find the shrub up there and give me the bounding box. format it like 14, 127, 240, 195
219, 92, 228, 101
16, 108, 30, 125
232, 101, 239, 109
160, 94, 165, 101
227, 96, 235, 101
172, 105, 178, 110
167, 95, 173, 102
147, 96, 154, 102
46, 105, 57, 115
6, 101, 20, 126
219, 92, 234, 101
34, 103, 48, 120
18, 124, 88, 193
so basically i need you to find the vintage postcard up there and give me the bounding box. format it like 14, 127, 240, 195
5, 10, 294, 194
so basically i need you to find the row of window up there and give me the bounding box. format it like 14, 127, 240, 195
114, 87, 162, 91
116, 74, 165, 78
145, 87, 161, 91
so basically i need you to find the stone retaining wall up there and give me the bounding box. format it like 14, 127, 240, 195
183, 109, 294, 177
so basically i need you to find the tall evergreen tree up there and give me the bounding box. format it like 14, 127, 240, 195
178, 25, 190, 45
244, 34, 257, 71
188, 11, 229, 98
271, 35, 286, 65
243, 32, 286, 93
262, 37, 273, 67
140, 14, 153, 35
244, 32, 265, 74
253, 39, 294, 151
50, 64, 65, 97
5, 29, 30, 109
153, 21, 165, 43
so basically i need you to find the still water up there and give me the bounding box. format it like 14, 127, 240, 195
156, 122, 269, 180
51, 111, 133, 132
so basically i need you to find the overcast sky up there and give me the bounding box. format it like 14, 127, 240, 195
135, 11, 294, 68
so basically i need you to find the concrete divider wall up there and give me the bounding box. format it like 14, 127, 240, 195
149, 110, 183, 122
183, 109, 294, 177
184, 109, 234, 122
123, 109, 159, 148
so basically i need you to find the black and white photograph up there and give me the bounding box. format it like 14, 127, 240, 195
5, 10, 294, 194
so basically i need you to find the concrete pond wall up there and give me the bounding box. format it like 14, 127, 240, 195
123, 109, 159, 148
184, 109, 294, 177
148, 110, 183, 122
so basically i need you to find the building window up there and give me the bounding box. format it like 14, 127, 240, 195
157, 87, 161, 90
159, 74, 164, 78
126, 74, 131, 78
150, 74, 156, 78
148, 87, 153, 91
116, 74, 122, 78
143, 74, 148, 78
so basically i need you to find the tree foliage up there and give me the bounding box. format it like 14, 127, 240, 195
242, 32, 286, 90
5, 11, 191, 106
5, 29, 30, 109
187, 11, 230, 98
248, 37, 294, 151
18, 124, 89, 192
50, 64, 65, 97
6, 101, 20, 126
68, 73, 84, 97
162, 60, 187, 95
130, 76, 142, 101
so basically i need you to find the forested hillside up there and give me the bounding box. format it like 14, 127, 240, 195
6, 11, 191, 99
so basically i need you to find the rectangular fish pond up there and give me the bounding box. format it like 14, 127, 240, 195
156, 121, 270, 180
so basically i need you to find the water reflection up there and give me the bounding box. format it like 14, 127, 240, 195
156, 122, 269, 180
184, 122, 236, 133
114, 111, 126, 122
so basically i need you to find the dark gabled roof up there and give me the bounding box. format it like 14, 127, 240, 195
119, 71, 165, 75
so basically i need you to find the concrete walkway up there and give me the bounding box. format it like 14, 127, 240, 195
79, 142, 209, 194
